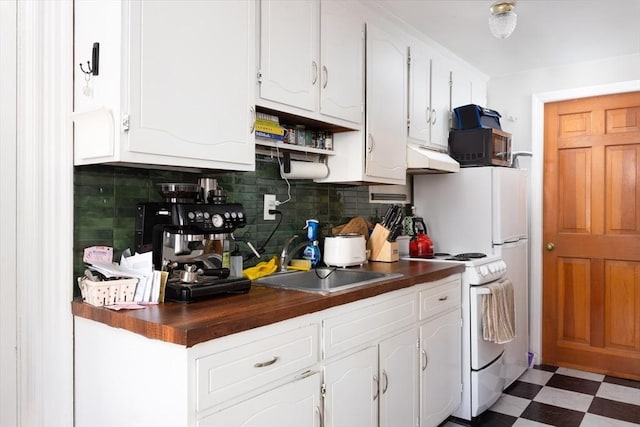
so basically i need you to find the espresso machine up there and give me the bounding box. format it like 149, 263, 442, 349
135, 181, 251, 302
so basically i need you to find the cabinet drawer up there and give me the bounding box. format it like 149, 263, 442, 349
419, 277, 461, 321
323, 291, 417, 359
196, 323, 319, 412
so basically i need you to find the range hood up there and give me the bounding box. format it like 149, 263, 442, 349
406, 143, 460, 173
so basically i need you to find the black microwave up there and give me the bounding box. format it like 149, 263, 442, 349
448, 128, 512, 167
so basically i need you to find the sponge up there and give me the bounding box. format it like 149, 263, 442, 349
288, 259, 312, 271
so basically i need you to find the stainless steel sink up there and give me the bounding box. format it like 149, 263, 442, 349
253, 267, 403, 294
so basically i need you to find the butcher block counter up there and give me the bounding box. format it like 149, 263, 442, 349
71, 260, 463, 347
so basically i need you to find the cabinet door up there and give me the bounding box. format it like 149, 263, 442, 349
259, 0, 318, 112
198, 373, 321, 427
408, 44, 430, 145
428, 53, 451, 151
324, 346, 378, 427
379, 328, 419, 427
451, 67, 473, 113
126, 0, 255, 168
320, 1, 364, 124
365, 23, 407, 183
420, 309, 462, 427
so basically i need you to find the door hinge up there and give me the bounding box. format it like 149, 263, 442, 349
416, 337, 421, 349
121, 114, 130, 132
321, 383, 326, 398
257, 70, 263, 83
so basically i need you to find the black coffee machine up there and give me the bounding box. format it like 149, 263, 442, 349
135, 182, 251, 302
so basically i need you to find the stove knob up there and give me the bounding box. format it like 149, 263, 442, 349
211, 213, 224, 228
231, 212, 237, 219
500, 261, 507, 271
488, 263, 496, 273
480, 266, 489, 276
187, 211, 196, 220
203, 212, 210, 220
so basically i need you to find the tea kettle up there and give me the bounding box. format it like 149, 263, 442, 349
409, 217, 433, 258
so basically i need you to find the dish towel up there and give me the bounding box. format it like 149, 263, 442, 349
242, 256, 278, 280
482, 278, 516, 344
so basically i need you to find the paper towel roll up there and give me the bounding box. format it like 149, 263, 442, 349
282, 160, 329, 179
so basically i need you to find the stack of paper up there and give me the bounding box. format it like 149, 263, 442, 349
87, 251, 167, 303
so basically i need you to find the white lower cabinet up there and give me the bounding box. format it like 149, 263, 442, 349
378, 328, 420, 427
73, 274, 462, 427
323, 328, 419, 427
418, 278, 463, 427
323, 346, 378, 427
198, 372, 322, 427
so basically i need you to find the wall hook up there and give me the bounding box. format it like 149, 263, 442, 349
79, 42, 99, 76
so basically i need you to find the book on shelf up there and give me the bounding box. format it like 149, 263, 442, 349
256, 130, 285, 141
256, 112, 280, 123
255, 120, 285, 136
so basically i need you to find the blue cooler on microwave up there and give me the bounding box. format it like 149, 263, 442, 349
453, 104, 502, 130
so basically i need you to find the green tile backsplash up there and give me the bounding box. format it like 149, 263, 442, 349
73, 156, 389, 288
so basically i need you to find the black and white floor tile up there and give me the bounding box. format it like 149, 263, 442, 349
442, 365, 640, 426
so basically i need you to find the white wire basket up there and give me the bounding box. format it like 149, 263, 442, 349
78, 277, 138, 306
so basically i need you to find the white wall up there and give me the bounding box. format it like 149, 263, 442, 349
487, 54, 640, 153
485, 53, 640, 363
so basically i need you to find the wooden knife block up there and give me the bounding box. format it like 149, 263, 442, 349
367, 224, 399, 262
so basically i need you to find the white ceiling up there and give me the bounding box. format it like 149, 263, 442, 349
373, 0, 640, 77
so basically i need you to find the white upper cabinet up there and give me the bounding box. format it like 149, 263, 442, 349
407, 39, 451, 152
258, 0, 364, 127
258, 0, 318, 113
73, 0, 256, 171
364, 21, 408, 183
319, 1, 364, 124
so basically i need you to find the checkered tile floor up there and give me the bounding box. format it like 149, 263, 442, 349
442, 364, 640, 426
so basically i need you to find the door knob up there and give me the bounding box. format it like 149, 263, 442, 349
546, 242, 555, 251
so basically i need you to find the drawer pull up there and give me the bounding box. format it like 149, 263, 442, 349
382, 370, 389, 394
254, 356, 279, 368
421, 349, 428, 371
438, 296, 448, 301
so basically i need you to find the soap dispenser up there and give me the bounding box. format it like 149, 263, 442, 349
302, 219, 321, 267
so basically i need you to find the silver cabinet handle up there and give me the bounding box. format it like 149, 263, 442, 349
421, 349, 428, 371
249, 106, 256, 133
254, 356, 278, 368
431, 108, 437, 125
315, 406, 323, 427
367, 133, 374, 153
322, 65, 328, 88
439, 296, 448, 301
382, 370, 389, 394
373, 374, 379, 400
312, 61, 318, 85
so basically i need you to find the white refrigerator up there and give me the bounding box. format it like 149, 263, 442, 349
413, 166, 529, 388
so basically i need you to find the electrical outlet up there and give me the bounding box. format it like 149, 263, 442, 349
263, 194, 276, 220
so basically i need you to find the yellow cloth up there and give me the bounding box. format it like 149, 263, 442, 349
242, 256, 278, 280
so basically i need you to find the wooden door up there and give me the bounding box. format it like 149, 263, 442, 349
543, 91, 640, 380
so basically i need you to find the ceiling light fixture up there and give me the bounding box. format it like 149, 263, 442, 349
489, 1, 517, 39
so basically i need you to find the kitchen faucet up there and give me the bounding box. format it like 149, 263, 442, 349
279, 235, 316, 272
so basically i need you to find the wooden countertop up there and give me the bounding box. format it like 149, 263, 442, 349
71, 260, 463, 347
